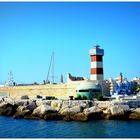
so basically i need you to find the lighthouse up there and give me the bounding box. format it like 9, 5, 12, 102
89, 45, 104, 81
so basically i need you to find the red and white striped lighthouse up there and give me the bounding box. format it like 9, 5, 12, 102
89, 45, 104, 81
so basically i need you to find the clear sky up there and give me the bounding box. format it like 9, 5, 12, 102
0, 2, 140, 84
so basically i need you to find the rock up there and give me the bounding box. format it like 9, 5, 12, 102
3, 97, 15, 105
129, 108, 140, 119
44, 113, 63, 120
84, 106, 102, 113
0, 99, 3, 104
43, 100, 52, 106
103, 108, 111, 114
61, 100, 70, 108
13, 106, 31, 118
35, 100, 52, 107
0, 98, 3, 104
70, 113, 88, 121
66, 100, 73, 106
0, 102, 6, 108
59, 105, 83, 121
84, 106, 103, 120
51, 100, 62, 111
32, 104, 57, 118
26, 102, 36, 112
129, 113, 140, 120
4, 98, 140, 121
16, 105, 26, 112
0, 102, 17, 116
71, 101, 80, 106
110, 105, 129, 115
97, 101, 111, 110
108, 105, 130, 119
102, 108, 111, 119
59, 107, 71, 115
14, 99, 29, 106
14, 100, 25, 106
61, 100, 79, 108
63, 115, 71, 121
21, 95, 29, 100
59, 105, 83, 116
133, 108, 140, 112
78, 100, 93, 109
36, 100, 43, 106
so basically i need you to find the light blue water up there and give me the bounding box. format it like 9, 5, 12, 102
0, 116, 140, 138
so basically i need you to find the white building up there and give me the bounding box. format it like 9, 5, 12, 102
109, 73, 134, 96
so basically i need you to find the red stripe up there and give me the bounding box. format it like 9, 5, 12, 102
91, 55, 103, 62
91, 68, 103, 74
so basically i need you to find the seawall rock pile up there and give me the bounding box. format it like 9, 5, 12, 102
1, 96, 140, 121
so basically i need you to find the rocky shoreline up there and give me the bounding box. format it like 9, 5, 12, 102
1, 96, 140, 121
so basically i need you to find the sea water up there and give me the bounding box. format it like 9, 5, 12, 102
0, 116, 140, 138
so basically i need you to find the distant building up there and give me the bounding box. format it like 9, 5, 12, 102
131, 77, 140, 85
109, 73, 135, 96
67, 73, 86, 83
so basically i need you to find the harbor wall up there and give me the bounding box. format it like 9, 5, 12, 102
0, 83, 80, 99
0, 80, 110, 99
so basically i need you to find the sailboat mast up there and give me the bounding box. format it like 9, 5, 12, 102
46, 52, 55, 84
46, 52, 53, 83
52, 52, 54, 84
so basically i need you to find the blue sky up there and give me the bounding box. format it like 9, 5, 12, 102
0, 2, 140, 84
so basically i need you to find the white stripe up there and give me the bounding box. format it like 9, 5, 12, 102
91, 62, 103, 68
90, 74, 104, 81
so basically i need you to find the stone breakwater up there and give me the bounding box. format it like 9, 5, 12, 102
1, 97, 140, 121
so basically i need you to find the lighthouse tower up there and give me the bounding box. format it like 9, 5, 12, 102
89, 45, 104, 81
